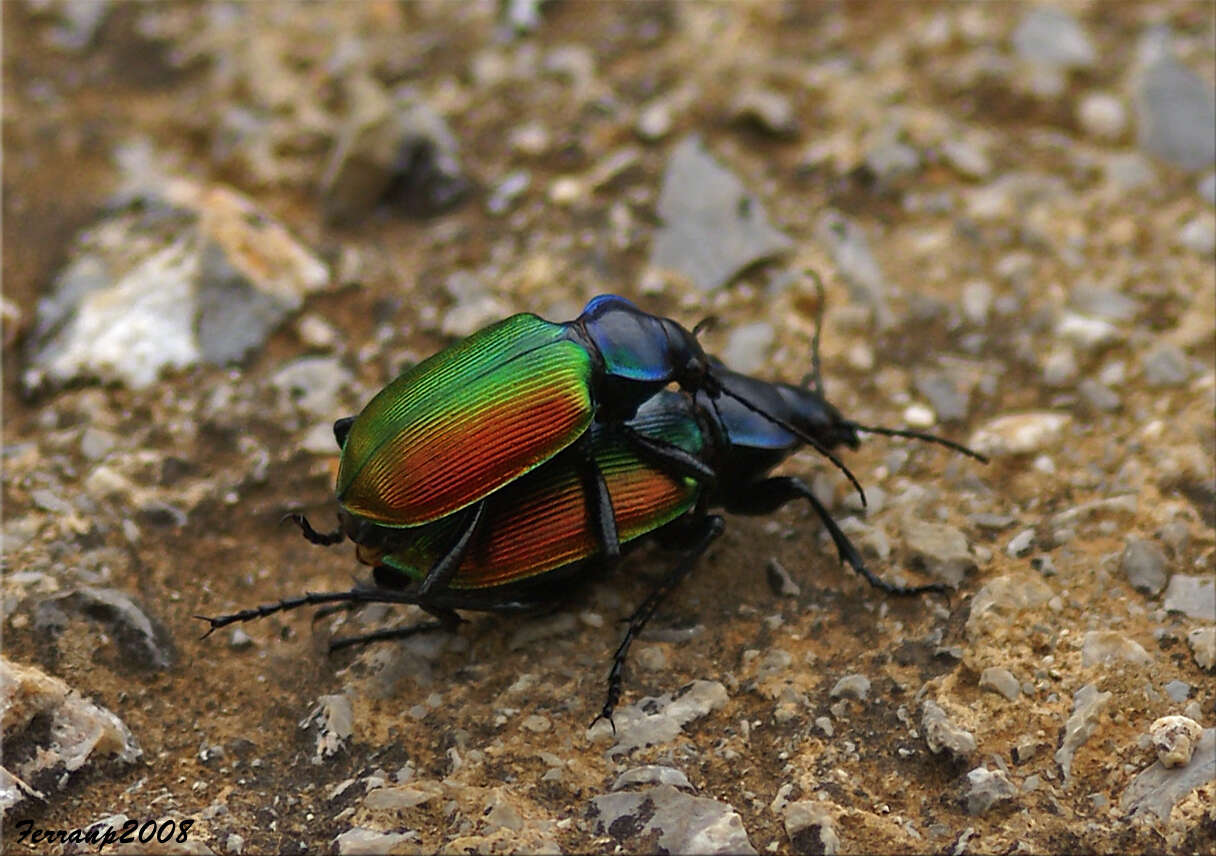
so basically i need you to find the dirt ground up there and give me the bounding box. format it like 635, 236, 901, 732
3, 2, 1214, 854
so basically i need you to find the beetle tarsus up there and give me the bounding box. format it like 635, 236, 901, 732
287, 513, 345, 546
724, 475, 950, 598
197, 586, 428, 636
597, 515, 725, 725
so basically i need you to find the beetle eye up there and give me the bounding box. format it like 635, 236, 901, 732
333, 416, 355, 448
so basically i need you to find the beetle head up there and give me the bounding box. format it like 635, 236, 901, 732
578, 295, 710, 391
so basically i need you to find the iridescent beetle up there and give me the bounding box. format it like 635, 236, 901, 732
201, 288, 985, 725
308, 292, 865, 601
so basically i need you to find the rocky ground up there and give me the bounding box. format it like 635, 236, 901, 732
3, 2, 1214, 854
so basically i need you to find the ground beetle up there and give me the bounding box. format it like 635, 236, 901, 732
201, 282, 986, 726
314, 292, 860, 600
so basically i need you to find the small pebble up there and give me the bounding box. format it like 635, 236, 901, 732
1120, 539, 1168, 595
1078, 93, 1127, 140
1042, 348, 1078, 387
1149, 715, 1202, 768
979, 667, 1020, 701
1006, 529, 1035, 558
830, 674, 871, 702
1163, 680, 1191, 703
1177, 215, 1216, 256
970, 412, 1070, 457
1163, 574, 1216, 620
965, 766, 1017, 815
1187, 626, 1215, 671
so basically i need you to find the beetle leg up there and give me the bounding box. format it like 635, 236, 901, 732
574, 433, 620, 563
726, 476, 948, 597
416, 500, 487, 599
591, 514, 725, 732
287, 513, 345, 545
196, 584, 430, 637
620, 425, 717, 490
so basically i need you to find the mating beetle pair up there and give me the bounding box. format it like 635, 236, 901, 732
202, 283, 985, 726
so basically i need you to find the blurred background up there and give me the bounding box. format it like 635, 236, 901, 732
3, 2, 1213, 853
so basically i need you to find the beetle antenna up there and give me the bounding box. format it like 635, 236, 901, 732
799, 269, 827, 395
846, 422, 989, 463
718, 385, 868, 508
692, 315, 718, 338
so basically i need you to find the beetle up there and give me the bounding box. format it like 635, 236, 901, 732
201, 298, 986, 725
307, 292, 857, 603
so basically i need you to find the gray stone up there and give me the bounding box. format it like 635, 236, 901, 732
590, 784, 756, 855
1069, 286, 1140, 322
1120, 728, 1215, 819
486, 169, 531, 216
80, 427, 118, 461
1056, 683, 1111, 781
333, 827, 420, 855
0, 656, 141, 812
1121, 539, 1168, 594
941, 139, 992, 180
363, 783, 440, 811
1177, 215, 1216, 255
25, 239, 199, 390
730, 88, 797, 137
1141, 344, 1191, 387
829, 674, 871, 702
613, 765, 694, 792
964, 767, 1017, 815
922, 700, 976, 760
1187, 626, 1215, 670
637, 99, 674, 141
1079, 379, 1121, 413
304, 694, 354, 762
651, 135, 792, 291
965, 575, 1054, 641
23, 180, 328, 392
598, 680, 729, 757
783, 801, 839, 854
196, 239, 297, 364
901, 519, 975, 586
321, 86, 468, 224
1056, 312, 1121, 351
765, 558, 800, 598
969, 412, 1070, 457
1149, 715, 1204, 768
1080, 631, 1152, 667
1012, 7, 1095, 69
979, 667, 1020, 701
1164, 681, 1191, 703
1042, 348, 1078, 387
1163, 574, 1216, 620
1011, 737, 1041, 765
1078, 92, 1128, 140
1137, 56, 1216, 172
45, 587, 174, 670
